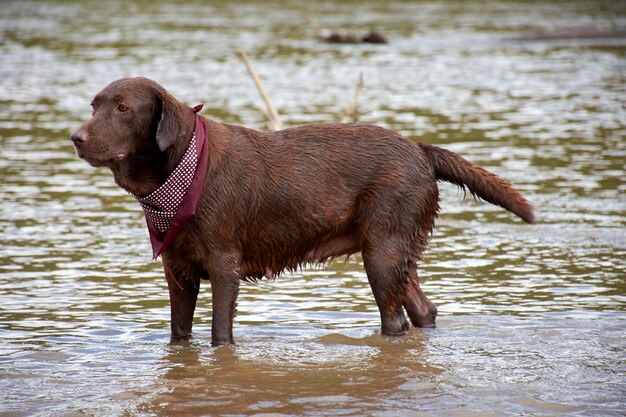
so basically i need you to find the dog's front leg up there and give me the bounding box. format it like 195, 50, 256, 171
164, 264, 200, 340
209, 275, 240, 346
208, 257, 241, 346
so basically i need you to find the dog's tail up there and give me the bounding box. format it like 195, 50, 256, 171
420, 143, 535, 223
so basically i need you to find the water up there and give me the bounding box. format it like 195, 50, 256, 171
1, 0, 625, 415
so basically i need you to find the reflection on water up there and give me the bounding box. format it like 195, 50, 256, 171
133, 318, 623, 417
1, 0, 625, 416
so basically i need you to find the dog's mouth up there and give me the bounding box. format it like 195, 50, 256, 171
75, 149, 128, 167
111, 152, 128, 161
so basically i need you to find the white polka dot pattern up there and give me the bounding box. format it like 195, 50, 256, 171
133, 133, 199, 233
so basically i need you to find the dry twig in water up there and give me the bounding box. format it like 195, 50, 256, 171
342, 72, 365, 123
237, 49, 284, 132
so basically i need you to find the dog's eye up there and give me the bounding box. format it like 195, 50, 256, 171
117, 103, 129, 112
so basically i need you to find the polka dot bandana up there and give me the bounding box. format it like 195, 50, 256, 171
135, 134, 198, 233
132, 110, 209, 258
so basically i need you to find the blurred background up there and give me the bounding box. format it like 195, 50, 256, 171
1, 1, 624, 416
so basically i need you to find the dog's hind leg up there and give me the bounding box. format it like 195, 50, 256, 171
362, 242, 411, 336
403, 201, 439, 328
403, 262, 437, 328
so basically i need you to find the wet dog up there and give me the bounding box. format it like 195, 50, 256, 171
71, 77, 534, 345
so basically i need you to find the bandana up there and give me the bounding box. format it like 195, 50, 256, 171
133, 105, 208, 258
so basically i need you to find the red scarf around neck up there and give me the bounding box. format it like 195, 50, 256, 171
133, 105, 208, 258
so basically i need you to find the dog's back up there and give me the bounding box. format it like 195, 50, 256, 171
199, 122, 440, 278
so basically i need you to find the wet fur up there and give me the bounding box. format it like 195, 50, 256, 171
72, 77, 534, 345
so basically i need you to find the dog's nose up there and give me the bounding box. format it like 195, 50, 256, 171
71, 131, 86, 145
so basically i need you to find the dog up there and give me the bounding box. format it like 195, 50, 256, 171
71, 77, 534, 345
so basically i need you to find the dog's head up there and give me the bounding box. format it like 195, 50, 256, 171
71, 77, 194, 173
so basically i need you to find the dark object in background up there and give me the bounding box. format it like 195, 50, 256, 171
71, 77, 534, 346
323, 30, 388, 44
361, 31, 388, 44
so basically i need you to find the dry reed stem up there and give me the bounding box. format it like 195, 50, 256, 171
342, 72, 365, 123
237, 49, 284, 132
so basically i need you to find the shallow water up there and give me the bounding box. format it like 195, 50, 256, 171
1, 0, 625, 416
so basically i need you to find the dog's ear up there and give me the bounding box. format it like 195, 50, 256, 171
155, 91, 184, 151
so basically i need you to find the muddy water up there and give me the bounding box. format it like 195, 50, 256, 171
1, 1, 625, 416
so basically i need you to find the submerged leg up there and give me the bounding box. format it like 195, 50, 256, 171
164, 265, 201, 340
207, 253, 241, 346
363, 244, 410, 336
209, 277, 239, 346
403, 262, 437, 328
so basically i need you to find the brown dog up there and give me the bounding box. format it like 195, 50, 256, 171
71, 77, 534, 345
